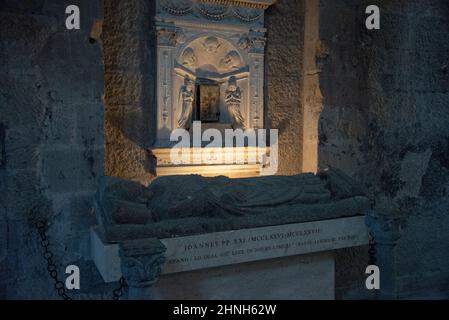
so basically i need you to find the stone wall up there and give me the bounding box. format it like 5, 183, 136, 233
318, 0, 449, 298
103, 0, 155, 185
265, 0, 305, 175
0, 0, 107, 298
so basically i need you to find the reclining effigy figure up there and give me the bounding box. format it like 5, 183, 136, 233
95, 168, 370, 241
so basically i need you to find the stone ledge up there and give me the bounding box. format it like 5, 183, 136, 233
152, 146, 270, 178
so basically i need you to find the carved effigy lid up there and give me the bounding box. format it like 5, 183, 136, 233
96, 170, 370, 243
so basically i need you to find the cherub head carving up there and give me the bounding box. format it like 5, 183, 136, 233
203, 36, 221, 54
181, 47, 197, 69
221, 51, 242, 70
238, 36, 253, 51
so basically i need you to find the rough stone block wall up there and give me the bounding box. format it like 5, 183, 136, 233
0, 0, 107, 298
318, 0, 371, 181
318, 0, 449, 298
265, 0, 305, 175
375, 1, 449, 298
312, 0, 371, 299
103, 0, 155, 185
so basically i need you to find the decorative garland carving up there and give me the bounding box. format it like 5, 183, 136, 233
161, 0, 195, 15
160, 0, 271, 23
197, 3, 229, 20
232, 7, 263, 22
200, 0, 274, 10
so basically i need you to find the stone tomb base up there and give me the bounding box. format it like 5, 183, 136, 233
154, 252, 334, 300
91, 216, 368, 300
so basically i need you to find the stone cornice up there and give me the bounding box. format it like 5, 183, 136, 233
200, 0, 277, 10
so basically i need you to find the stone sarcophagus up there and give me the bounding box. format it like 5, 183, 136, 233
91, 168, 371, 299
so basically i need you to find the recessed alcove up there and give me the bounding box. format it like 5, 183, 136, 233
151, 1, 273, 178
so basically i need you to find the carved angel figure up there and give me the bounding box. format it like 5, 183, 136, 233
225, 76, 245, 129
178, 76, 195, 130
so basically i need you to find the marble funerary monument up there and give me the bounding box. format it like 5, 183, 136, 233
92, 168, 371, 299
92, 0, 371, 300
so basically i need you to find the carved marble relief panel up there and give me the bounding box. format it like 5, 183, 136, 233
154, 0, 275, 146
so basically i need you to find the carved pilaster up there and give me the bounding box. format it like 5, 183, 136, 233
156, 26, 185, 47
156, 23, 178, 145
119, 238, 166, 300
247, 31, 266, 128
